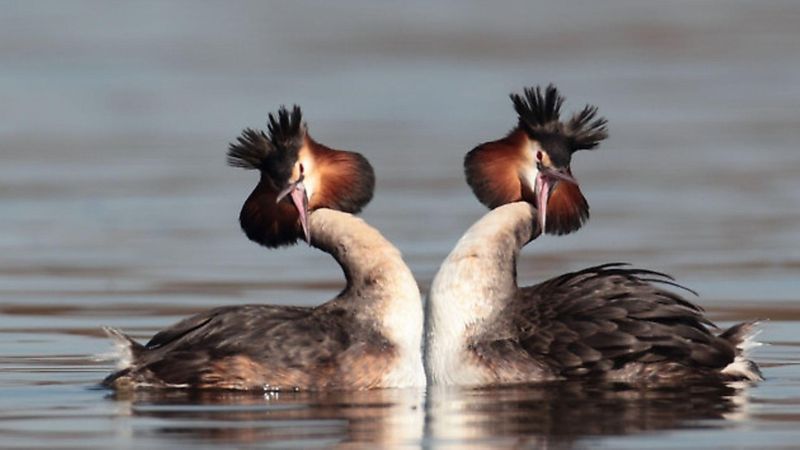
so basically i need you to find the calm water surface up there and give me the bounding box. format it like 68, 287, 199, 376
2, 1, 799, 448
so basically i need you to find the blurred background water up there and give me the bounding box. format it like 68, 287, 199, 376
1, 0, 799, 448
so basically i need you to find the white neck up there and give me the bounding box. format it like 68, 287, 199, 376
424, 202, 538, 385
309, 208, 426, 387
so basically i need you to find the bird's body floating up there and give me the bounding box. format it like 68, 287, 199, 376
425, 85, 762, 387
103, 106, 425, 391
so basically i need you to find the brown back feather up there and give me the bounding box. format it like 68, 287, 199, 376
470, 264, 757, 383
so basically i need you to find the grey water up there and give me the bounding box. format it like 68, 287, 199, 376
1, 1, 799, 448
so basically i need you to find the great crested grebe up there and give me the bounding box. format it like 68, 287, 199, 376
424, 85, 762, 386
103, 106, 425, 390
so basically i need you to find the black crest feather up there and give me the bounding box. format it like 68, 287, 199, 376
227, 105, 307, 189
266, 105, 305, 156
226, 128, 271, 170
510, 84, 608, 153
511, 84, 564, 133
227, 105, 307, 249
566, 104, 608, 150
227, 105, 306, 171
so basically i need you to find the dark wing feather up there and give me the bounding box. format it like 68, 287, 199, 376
131, 305, 314, 386
120, 304, 390, 388
145, 304, 309, 350
472, 264, 737, 380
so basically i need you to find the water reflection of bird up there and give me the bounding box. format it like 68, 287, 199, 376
103, 106, 425, 390
110, 388, 425, 447
426, 381, 747, 448
425, 85, 762, 386
110, 381, 741, 448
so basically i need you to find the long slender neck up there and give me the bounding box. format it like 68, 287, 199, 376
425, 202, 538, 383
308, 208, 423, 355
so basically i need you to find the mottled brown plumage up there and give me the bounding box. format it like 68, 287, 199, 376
104, 107, 424, 391
468, 263, 761, 384
105, 207, 425, 391
460, 87, 758, 385
105, 304, 396, 390
429, 89, 763, 388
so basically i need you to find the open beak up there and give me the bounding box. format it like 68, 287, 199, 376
277, 179, 310, 243
534, 166, 578, 233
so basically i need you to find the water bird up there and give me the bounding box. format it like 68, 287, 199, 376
424, 85, 762, 386
103, 106, 425, 390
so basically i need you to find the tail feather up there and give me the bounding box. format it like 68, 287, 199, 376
102, 326, 145, 370
719, 321, 764, 382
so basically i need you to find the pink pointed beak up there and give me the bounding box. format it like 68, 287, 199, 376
276, 179, 310, 243
534, 166, 578, 233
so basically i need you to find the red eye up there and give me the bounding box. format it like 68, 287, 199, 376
536, 151, 543, 162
